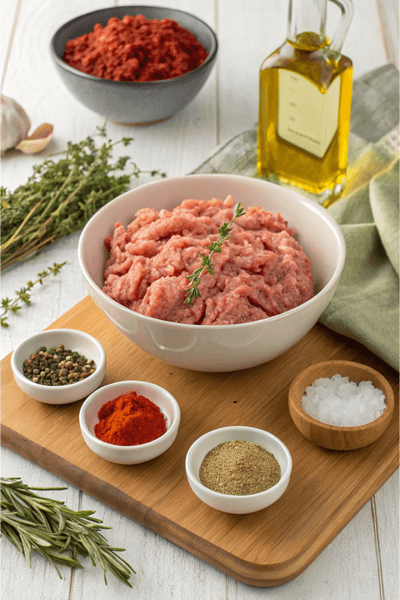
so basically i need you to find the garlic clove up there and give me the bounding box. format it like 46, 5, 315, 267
16, 123, 54, 154
1, 94, 31, 152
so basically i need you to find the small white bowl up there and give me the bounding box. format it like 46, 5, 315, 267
79, 380, 181, 464
185, 426, 292, 514
11, 329, 106, 405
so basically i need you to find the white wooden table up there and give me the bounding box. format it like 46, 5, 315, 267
1, 1, 398, 598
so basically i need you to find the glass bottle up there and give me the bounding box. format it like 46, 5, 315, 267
257, 0, 354, 204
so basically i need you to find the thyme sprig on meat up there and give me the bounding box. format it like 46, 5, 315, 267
184, 202, 246, 306
0, 125, 166, 271
0, 477, 136, 587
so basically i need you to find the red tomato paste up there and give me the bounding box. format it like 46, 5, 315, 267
63, 14, 209, 81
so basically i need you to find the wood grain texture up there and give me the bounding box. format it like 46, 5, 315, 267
0, 0, 20, 89
1, 0, 398, 598
375, 470, 400, 600
377, 0, 399, 68
1, 296, 398, 587
288, 360, 395, 450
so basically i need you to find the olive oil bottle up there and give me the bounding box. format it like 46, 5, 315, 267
258, 0, 354, 203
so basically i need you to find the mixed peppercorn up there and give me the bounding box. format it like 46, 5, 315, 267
23, 345, 96, 386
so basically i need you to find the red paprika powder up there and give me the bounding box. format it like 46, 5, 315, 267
63, 14, 208, 82
94, 390, 167, 446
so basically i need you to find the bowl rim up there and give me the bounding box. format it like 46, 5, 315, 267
288, 360, 395, 433
78, 173, 347, 330
11, 328, 106, 392
50, 5, 218, 85
79, 380, 181, 449
185, 425, 292, 499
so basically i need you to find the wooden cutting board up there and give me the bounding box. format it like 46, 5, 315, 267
1, 296, 398, 587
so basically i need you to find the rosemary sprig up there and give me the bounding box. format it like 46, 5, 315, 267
184, 202, 246, 306
0, 477, 136, 587
1, 262, 65, 327
0, 124, 166, 271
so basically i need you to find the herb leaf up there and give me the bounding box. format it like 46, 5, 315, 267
184, 202, 246, 306
0, 126, 166, 271
0, 262, 65, 327
0, 477, 136, 587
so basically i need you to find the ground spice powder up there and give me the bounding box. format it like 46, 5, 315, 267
63, 14, 209, 82
94, 390, 167, 446
199, 440, 281, 495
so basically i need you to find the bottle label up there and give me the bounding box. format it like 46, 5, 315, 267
277, 70, 340, 158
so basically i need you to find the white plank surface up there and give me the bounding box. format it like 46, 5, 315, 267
1, 0, 398, 599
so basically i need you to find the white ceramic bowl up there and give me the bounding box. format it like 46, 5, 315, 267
185, 426, 292, 514
79, 380, 181, 464
78, 174, 346, 372
11, 329, 106, 404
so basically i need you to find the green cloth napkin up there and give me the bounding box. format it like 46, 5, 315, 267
192, 64, 399, 370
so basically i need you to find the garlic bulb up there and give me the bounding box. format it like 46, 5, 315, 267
1, 95, 31, 152
1, 95, 53, 154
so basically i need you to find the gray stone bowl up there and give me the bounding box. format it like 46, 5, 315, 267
50, 6, 218, 125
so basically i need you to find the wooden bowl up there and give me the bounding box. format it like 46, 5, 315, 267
288, 361, 395, 451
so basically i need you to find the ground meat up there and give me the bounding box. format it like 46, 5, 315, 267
102, 196, 314, 325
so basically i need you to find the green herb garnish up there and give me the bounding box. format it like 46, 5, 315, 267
0, 124, 166, 271
0, 477, 136, 587
184, 202, 246, 306
1, 262, 65, 327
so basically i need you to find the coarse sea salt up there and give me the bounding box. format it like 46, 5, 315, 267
301, 374, 386, 427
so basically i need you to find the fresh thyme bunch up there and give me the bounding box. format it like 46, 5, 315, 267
184, 202, 246, 306
0, 125, 166, 271
0, 477, 136, 587
1, 262, 65, 327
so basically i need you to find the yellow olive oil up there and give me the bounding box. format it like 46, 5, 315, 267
257, 0, 354, 202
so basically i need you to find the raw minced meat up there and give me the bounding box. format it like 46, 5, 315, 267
102, 195, 314, 325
